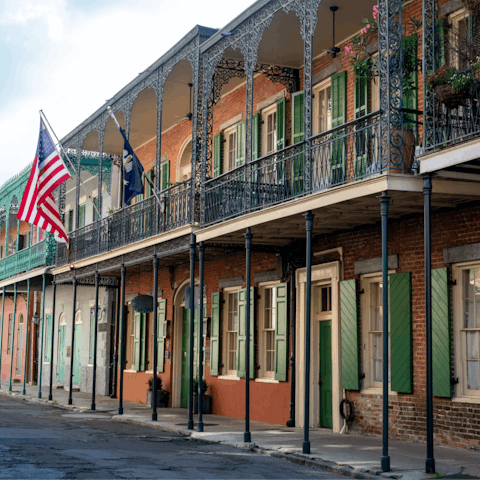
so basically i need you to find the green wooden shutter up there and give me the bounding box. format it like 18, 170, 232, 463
90, 309, 95, 364
292, 92, 304, 144
340, 280, 360, 390
161, 161, 170, 191
249, 287, 254, 379
252, 114, 260, 161
276, 97, 286, 150
354, 72, 369, 178
79, 204, 86, 228
145, 169, 153, 198
438, 19, 446, 68
432, 268, 452, 397
133, 311, 141, 370
235, 121, 245, 166
45, 315, 52, 362
331, 71, 347, 184
157, 299, 166, 373
275, 283, 288, 381
237, 287, 254, 378
390, 272, 413, 394
403, 35, 418, 132
210, 292, 220, 376
139, 313, 147, 371
213, 133, 223, 177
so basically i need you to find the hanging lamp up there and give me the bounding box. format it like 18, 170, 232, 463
327, 6, 340, 58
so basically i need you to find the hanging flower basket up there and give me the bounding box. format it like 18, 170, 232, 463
434, 84, 469, 109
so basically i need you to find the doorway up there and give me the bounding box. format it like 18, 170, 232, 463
16, 315, 24, 376
319, 320, 332, 428
73, 311, 82, 384
58, 314, 66, 382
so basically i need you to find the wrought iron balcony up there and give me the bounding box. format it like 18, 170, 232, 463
0, 240, 55, 282
56, 179, 193, 266
203, 112, 397, 225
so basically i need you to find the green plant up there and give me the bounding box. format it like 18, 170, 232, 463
451, 72, 474, 92
427, 64, 474, 92
433, 471, 443, 478
193, 377, 208, 395
147, 375, 170, 405
147, 374, 163, 391
471, 55, 480, 71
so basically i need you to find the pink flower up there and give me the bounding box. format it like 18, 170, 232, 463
367, 24, 371, 29
345, 45, 353, 56
360, 27, 367, 35
373, 5, 379, 19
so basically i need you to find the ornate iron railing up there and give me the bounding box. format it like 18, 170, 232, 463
0, 240, 50, 281
426, 83, 480, 151
56, 179, 193, 266
203, 112, 390, 225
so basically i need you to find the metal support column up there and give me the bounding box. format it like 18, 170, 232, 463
152, 256, 159, 421
9, 283, 18, 392
287, 266, 296, 427
424, 175, 435, 474
91, 271, 100, 411
0, 288, 6, 389
188, 233, 196, 430
68, 277, 77, 405
119, 264, 126, 415
380, 192, 391, 472
303, 211, 314, 454
38, 274, 46, 398
48, 280, 57, 400
23, 279, 31, 395
244, 228, 252, 443
197, 242, 205, 432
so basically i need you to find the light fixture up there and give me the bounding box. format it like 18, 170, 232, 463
185, 83, 193, 121
327, 6, 340, 59
131, 294, 154, 313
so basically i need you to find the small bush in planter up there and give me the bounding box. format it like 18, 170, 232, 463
193, 377, 212, 414
192, 377, 208, 395
147, 375, 170, 407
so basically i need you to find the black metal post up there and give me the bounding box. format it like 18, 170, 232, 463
91, 271, 100, 411
197, 242, 205, 432
380, 192, 391, 472
9, 283, 18, 392
303, 211, 314, 454
68, 277, 77, 405
424, 175, 435, 474
287, 265, 296, 427
188, 233, 196, 430
48, 280, 57, 400
119, 264, 126, 415
23, 279, 31, 395
152, 256, 159, 421
244, 228, 252, 443
0, 287, 5, 389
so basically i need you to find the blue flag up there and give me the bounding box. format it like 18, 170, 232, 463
119, 127, 144, 205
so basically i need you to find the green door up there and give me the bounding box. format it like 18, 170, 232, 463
181, 308, 190, 408
58, 325, 66, 382
73, 323, 82, 384
319, 321, 333, 428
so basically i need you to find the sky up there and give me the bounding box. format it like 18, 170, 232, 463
0, 0, 257, 185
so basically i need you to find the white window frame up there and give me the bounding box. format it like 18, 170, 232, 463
221, 287, 241, 378
453, 262, 480, 402
261, 104, 277, 156
449, 8, 470, 70
360, 272, 396, 395
370, 54, 380, 113
312, 78, 332, 136
223, 124, 237, 173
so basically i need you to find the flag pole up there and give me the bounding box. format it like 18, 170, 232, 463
39, 110, 101, 219
106, 107, 163, 208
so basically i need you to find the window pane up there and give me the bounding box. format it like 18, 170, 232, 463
465, 297, 475, 328
266, 331, 275, 372
264, 288, 272, 329
371, 282, 382, 331
467, 360, 479, 391
466, 331, 479, 360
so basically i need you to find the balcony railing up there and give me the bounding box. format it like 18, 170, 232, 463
427, 82, 480, 151
0, 240, 51, 282
56, 179, 193, 266
204, 112, 392, 225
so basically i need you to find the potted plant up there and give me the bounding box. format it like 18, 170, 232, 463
427, 64, 474, 109
147, 375, 170, 408
471, 55, 480, 81
193, 377, 212, 414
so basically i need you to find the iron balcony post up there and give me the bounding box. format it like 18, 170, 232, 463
48, 280, 57, 400
424, 175, 435, 474
197, 242, 205, 433
119, 264, 126, 415
152, 256, 159, 421
68, 277, 77, 405
188, 233, 196, 430
287, 266, 296, 428
23, 279, 31, 394
9, 282, 18, 392
303, 211, 314, 454
91, 271, 100, 411
38, 273, 46, 398
0, 288, 5, 389
380, 192, 391, 472
244, 228, 252, 443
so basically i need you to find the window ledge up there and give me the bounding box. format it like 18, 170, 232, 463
123, 369, 137, 373
255, 378, 279, 384
145, 370, 154, 374
452, 395, 480, 405
361, 387, 398, 396
218, 375, 240, 381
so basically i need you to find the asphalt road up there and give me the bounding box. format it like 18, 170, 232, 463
0, 395, 348, 479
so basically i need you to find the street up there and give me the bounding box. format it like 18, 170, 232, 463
0, 395, 348, 479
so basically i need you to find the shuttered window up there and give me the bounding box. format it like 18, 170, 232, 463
210, 292, 221, 376
133, 312, 147, 371
45, 314, 52, 363
225, 291, 239, 375
252, 113, 260, 161
330, 71, 347, 184
354, 71, 369, 178
276, 97, 286, 150
292, 92, 304, 144
275, 283, 288, 382
89, 308, 95, 364
235, 121, 246, 167
160, 161, 170, 191
237, 287, 254, 379
145, 169, 154, 198
402, 35, 418, 133
213, 132, 223, 177
78, 204, 86, 228
157, 299, 166, 373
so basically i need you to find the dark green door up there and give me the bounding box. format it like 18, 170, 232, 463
319, 321, 333, 428
58, 325, 66, 382
181, 308, 190, 408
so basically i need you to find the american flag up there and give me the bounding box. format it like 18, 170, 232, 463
17, 120, 70, 243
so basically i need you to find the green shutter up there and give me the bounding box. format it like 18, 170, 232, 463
432, 268, 452, 398
275, 283, 288, 381
354, 72, 369, 178
90, 309, 95, 364
140, 313, 147, 371
340, 280, 360, 390
213, 132, 223, 177
252, 114, 260, 161
79, 204, 86, 228
390, 272, 413, 394
276, 97, 286, 150
210, 292, 220, 376
438, 19, 445, 68
65, 210, 70, 232
160, 161, 170, 191
157, 299, 166, 373
403, 35, 418, 132
236, 121, 245, 166
145, 169, 153, 198
292, 92, 304, 144
237, 287, 254, 378
331, 71, 347, 184
45, 315, 52, 362
133, 311, 141, 371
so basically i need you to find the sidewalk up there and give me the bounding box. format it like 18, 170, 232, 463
1, 381, 479, 480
